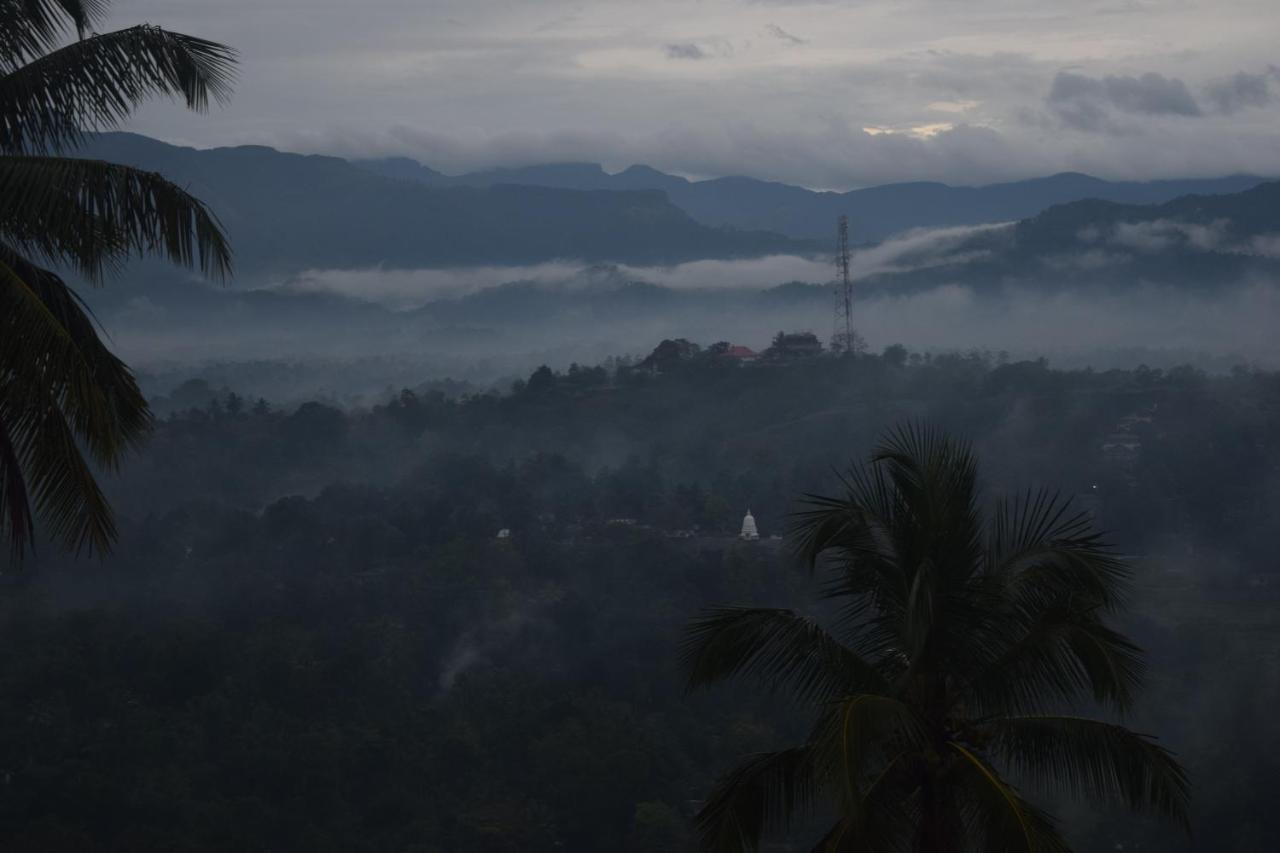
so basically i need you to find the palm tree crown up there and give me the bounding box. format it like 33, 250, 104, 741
1, 0, 234, 563
682, 425, 1189, 852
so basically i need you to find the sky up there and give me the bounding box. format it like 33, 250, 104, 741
114, 0, 1280, 189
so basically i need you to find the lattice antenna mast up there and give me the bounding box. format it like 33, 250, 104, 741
833, 214, 854, 353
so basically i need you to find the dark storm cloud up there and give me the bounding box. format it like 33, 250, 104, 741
763, 23, 806, 45
1048, 71, 1201, 131
1204, 69, 1278, 114
664, 42, 708, 60
1105, 73, 1201, 116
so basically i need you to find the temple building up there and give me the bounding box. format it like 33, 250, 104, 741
739, 509, 759, 541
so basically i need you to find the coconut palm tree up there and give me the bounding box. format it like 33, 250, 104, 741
682, 425, 1189, 852
1, 0, 234, 562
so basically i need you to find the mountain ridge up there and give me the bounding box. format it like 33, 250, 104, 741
74, 133, 810, 278
353, 153, 1268, 241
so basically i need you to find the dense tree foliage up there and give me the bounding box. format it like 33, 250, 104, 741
2, 348, 1279, 850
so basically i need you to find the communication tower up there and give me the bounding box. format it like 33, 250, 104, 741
832, 215, 857, 354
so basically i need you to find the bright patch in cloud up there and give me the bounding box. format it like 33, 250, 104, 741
927, 100, 980, 113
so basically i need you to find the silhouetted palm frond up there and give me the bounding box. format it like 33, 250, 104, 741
0, 0, 233, 563
0, 23, 235, 152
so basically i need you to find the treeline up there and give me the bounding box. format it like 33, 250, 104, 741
3, 347, 1279, 850
114, 346, 1280, 565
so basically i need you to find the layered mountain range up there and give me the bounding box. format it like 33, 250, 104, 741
77, 133, 1273, 279
76, 134, 804, 275
353, 153, 1267, 242
66, 132, 1280, 389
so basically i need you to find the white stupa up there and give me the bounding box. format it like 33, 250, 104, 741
739, 509, 760, 541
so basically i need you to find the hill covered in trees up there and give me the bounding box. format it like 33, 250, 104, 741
5, 349, 1279, 851
353, 153, 1267, 242
74, 134, 808, 276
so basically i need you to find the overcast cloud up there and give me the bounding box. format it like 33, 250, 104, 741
114, 0, 1280, 188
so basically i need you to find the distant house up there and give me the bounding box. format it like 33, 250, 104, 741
705, 341, 757, 363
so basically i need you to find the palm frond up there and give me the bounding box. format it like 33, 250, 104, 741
0, 23, 236, 153
987, 490, 1132, 614
983, 715, 1190, 831
0, 405, 36, 559
1, 253, 131, 558
681, 607, 890, 702
0, 154, 231, 279
0, 379, 116, 557
790, 469, 899, 574
0, 1, 107, 68
808, 759, 916, 853
790, 468, 909, 627
0, 243, 149, 459
872, 424, 980, 545
960, 605, 1144, 715
870, 426, 987, 641
807, 695, 926, 815
949, 742, 1073, 853
694, 747, 820, 853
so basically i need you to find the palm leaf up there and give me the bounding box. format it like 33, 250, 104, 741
982, 715, 1190, 831
808, 755, 916, 853
0, 379, 116, 557
872, 423, 982, 569
0, 242, 149, 460
987, 491, 1131, 614
0, 154, 231, 279
0, 402, 36, 558
0, 1, 107, 68
818, 695, 925, 813
681, 607, 891, 702
790, 467, 909, 628
0, 23, 236, 153
694, 746, 820, 853
0, 253, 126, 557
949, 742, 1073, 853
960, 603, 1144, 715
695, 698, 922, 853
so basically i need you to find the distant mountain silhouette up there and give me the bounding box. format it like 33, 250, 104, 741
853, 180, 1280, 294
355, 155, 1269, 242
70, 132, 1279, 302
76, 176, 1280, 379
76, 134, 809, 277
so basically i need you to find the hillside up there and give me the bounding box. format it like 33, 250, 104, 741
74, 134, 809, 277
354, 154, 1268, 241
849, 180, 1280, 294
10, 353, 1280, 852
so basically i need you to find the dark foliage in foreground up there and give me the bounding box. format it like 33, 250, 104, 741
685, 426, 1187, 852
1, 0, 234, 562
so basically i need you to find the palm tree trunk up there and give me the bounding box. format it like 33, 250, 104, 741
917, 774, 957, 853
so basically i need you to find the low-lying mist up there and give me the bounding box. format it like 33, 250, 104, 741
92, 222, 1280, 404
120, 277, 1280, 405
278, 223, 1008, 308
